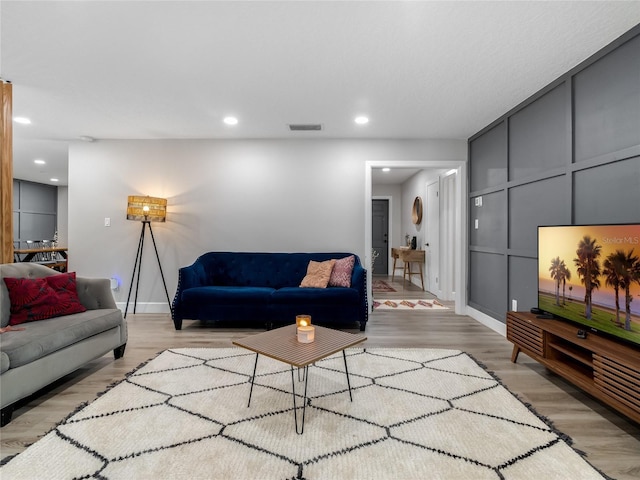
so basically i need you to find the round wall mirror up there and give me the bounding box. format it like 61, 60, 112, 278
412, 196, 423, 224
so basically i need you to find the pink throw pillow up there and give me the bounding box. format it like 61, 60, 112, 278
300, 260, 336, 288
328, 255, 355, 287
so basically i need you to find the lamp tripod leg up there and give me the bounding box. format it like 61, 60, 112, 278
132, 223, 146, 314
147, 223, 172, 314
124, 222, 146, 318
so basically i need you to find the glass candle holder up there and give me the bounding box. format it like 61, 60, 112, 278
296, 315, 312, 327
297, 325, 315, 343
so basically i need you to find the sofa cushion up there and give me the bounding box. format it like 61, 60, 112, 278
300, 260, 336, 288
182, 286, 275, 305
328, 255, 355, 287
0, 352, 9, 374
271, 286, 359, 306
0, 309, 123, 369
3, 273, 87, 325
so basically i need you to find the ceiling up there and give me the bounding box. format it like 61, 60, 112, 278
371, 167, 424, 185
3, 1, 640, 186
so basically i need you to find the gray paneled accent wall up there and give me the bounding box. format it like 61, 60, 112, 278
469, 122, 507, 192
573, 35, 640, 163
12, 179, 58, 248
468, 25, 640, 322
469, 190, 506, 251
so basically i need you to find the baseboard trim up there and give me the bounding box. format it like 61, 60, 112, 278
116, 302, 171, 314
465, 306, 506, 337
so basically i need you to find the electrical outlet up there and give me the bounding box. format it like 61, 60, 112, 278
512, 299, 518, 311
474, 219, 479, 229
104, 217, 111, 227
110, 278, 119, 290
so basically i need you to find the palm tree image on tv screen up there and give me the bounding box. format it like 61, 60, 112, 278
538, 224, 640, 346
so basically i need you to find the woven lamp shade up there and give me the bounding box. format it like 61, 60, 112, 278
126, 196, 167, 222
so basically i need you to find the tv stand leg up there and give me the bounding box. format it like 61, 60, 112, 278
511, 345, 520, 363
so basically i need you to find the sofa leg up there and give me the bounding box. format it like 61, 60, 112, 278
359, 322, 366, 332
114, 343, 126, 359
1, 405, 14, 427
174, 319, 182, 330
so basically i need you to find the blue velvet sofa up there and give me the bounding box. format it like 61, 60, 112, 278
172, 252, 368, 331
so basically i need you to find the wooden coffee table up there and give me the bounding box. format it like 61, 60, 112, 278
232, 324, 367, 434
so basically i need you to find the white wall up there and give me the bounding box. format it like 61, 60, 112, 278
56, 186, 68, 246
69, 138, 466, 312
401, 169, 443, 252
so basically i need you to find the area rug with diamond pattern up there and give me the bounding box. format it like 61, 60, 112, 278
371, 279, 396, 292
373, 299, 449, 310
0, 348, 605, 479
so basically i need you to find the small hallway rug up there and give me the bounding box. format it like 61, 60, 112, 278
371, 279, 396, 293
0, 348, 605, 480
373, 299, 449, 310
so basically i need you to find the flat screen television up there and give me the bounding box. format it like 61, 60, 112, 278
538, 223, 640, 349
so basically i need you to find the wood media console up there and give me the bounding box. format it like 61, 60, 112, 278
506, 311, 640, 424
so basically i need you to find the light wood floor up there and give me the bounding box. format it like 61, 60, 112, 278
1, 276, 639, 478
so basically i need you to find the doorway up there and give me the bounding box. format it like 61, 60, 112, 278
365, 160, 467, 315
371, 199, 389, 275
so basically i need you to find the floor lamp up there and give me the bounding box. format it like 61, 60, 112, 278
124, 195, 172, 318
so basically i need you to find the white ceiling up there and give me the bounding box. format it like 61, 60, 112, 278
3, 1, 640, 186
371, 167, 424, 185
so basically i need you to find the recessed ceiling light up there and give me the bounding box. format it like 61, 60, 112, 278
14, 117, 31, 124
223, 116, 238, 125
50, 178, 59, 182
34, 159, 46, 165
382, 167, 391, 172
355, 116, 369, 125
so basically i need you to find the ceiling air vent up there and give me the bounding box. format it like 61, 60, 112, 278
288, 123, 322, 131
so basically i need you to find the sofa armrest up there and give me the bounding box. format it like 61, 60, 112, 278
351, 264, 365, 291
76, 277, 117, 310
177, 262, 208, 290
351, 264, 368, 325
171, 261, 208, 325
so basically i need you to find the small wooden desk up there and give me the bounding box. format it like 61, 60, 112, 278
391, 247, 425, 291
14, 247, 68, 271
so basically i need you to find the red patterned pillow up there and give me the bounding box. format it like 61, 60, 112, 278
328, 255, 355, 287
46, 272, 86, 314
3, 272, 87, 326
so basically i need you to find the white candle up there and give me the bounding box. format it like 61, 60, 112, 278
297, 325, 315, 343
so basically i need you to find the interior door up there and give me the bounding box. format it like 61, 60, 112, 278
426, 181, 440, 295
371, 199, 389, 275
